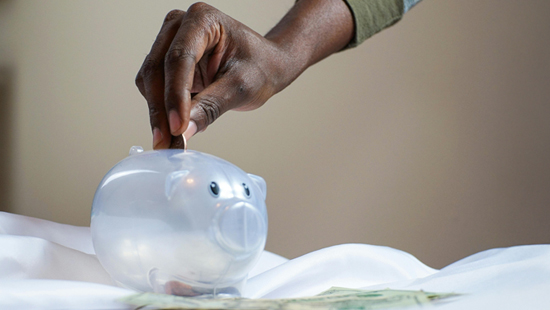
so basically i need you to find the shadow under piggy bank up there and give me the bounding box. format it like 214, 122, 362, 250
91, 147, 268, 297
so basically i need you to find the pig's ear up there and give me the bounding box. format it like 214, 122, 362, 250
165, 170, 190, 199
248, 174, 266, 200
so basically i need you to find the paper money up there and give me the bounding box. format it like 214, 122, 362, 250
119, 287, 459, 310
316, 287, 457, 301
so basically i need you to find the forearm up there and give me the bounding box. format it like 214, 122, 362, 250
264, 0, 354, 90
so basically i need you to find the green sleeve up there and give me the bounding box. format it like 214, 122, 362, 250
344, 0, 421, 48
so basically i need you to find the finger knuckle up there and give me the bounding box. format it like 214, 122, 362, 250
187, 2, 211, 15
141, 56, 162, 77
197, 97, 221, 125
186, 2, 220, 25
164, 48, 195, 66
164, 9, 184, 23
148, 105, 162, 119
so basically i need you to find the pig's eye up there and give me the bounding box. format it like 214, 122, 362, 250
209, 182, 220, 197
243, 183, 250, 197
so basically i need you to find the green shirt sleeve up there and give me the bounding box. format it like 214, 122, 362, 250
344, 0, 422, 48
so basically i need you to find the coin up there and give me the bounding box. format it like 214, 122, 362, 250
169, 134, 187, 150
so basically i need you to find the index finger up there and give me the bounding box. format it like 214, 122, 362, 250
136, 9, 186, 149
163, 3, 222, 136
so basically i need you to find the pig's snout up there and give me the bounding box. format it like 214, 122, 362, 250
213, 202, 266, 255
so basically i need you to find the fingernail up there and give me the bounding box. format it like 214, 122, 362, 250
169, 110, 182, 134
183, 120, 198, 141
152, 127, 162, 149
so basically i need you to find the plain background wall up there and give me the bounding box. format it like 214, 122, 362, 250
0, 0, 549, 269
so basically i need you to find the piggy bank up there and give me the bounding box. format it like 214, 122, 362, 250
91, 147, 268, 297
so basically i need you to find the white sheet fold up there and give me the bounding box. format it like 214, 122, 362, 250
244, 243, 436, 298
0, 211, 94, 254
0, 279, 133, 310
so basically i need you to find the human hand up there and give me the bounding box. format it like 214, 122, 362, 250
136, 3, 289, 149
136, 1, 353, 149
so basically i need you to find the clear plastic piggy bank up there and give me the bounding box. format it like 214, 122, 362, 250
91, 147, 268, 297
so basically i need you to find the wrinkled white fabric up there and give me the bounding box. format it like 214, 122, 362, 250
0, 280, 133, 310
0, 211, 94, 254
0, 234, 113, 284
1, 211, 549, 309
363, 245, 550, 309
244, 244, 436, 298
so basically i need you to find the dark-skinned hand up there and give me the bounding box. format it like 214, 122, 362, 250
136, 1, 354, 149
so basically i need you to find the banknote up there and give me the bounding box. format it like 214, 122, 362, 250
119, 287, 458, 310
316, 287, 457, 301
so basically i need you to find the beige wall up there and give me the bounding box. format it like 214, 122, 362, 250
1, 0, 549, 268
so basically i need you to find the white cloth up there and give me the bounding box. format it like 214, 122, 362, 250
1, 211, 549, 309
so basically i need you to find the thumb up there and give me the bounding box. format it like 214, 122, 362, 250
187, 75, 245, 136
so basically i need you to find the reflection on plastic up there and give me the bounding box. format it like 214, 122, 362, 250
91, 148, 268, 297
